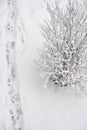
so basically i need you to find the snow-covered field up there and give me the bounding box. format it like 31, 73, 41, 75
0, 0, 87, 129
18, 0, 87, 130
19, 51, 87, 130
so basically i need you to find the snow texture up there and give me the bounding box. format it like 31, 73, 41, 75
0, 0, 87, 130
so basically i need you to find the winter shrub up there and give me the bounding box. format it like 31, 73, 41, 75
36, 0, 87, 89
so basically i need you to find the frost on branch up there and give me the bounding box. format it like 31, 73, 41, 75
36, 0, 87, 90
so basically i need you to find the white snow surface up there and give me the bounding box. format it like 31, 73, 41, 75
19, 52, 87, 130
0, 0, 87, 130
17, 0, 87, 130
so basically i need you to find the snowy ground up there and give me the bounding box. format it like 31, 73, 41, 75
18, 0, 87, 130
19, 51, 87, 130
0, 0, 87, 129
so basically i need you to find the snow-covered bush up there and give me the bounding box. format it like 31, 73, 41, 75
36, 0, 87, 88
